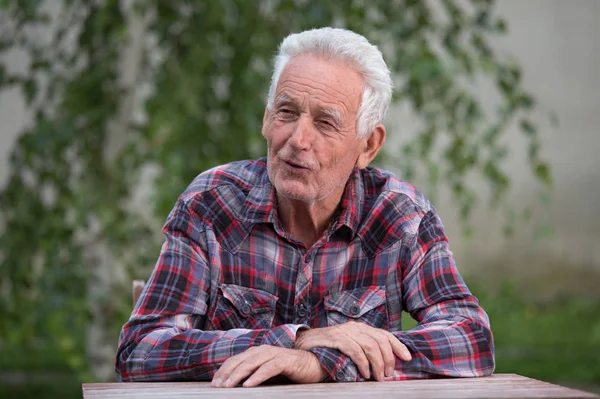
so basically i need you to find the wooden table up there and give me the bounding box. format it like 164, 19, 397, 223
82, 374, 598, 398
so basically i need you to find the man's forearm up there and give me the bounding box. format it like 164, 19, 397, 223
305, 320, 493, 382
299, 299, 493, 382
116, 322, 307, 381
392, 300, 495, 379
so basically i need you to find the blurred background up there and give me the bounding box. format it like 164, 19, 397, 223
0, 0, 598, 397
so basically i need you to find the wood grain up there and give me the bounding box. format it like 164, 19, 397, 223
82, 374, 599, 399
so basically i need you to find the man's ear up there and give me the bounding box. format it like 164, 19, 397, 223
356, 124, 386, 169
261, 109, 271, 138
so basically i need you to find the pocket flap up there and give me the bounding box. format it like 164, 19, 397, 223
220, 284, 278, 317
324, 286, 386, 318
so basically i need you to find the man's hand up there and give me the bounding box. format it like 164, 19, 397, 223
211, 345, 327, 388
295, 321, 412, 381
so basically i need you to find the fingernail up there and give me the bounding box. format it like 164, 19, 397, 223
386, 367, 394, 376
385, 371, 400, 381
404, 351, 412, 361
212, 378, 223, 388
224, 378, 233, 387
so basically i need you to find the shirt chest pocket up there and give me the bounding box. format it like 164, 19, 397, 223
324, 286, 388, 329
210, 284, 278, 330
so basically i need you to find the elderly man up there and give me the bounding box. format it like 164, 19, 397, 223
116, 27, 494, 387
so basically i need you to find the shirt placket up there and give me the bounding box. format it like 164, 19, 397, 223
294, 248, 315, 324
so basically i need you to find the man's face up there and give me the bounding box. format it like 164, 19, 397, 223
262, 53, 368, 204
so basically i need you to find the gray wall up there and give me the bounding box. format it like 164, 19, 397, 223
1, 0, 599, 297
430, 0, 600, 298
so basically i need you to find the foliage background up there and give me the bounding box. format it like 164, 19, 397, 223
0, 0, 598, 397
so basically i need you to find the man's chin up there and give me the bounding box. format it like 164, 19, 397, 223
273, 182, 315, 203
278, 189, 315, 203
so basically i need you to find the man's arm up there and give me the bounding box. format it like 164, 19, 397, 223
298, 209, 495, 382
392, 209, 495, 378
115, 200, 308, 382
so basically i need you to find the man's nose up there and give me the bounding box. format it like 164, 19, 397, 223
288, 116, 314, 151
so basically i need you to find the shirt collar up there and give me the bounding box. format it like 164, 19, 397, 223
238, 169, 276, 224
238, 165, 365, 238
331, 166, 364, 237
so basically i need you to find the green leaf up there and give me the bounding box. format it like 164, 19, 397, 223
533, 222, 555, 241
22, 78, 37, 105
534, 162, 552, 187
515, 93, 535, 110
520, 119, 537, 137
495, 18, 507, 33
474, 10, 489, 28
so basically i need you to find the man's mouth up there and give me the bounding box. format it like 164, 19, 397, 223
283, 159, 311, 170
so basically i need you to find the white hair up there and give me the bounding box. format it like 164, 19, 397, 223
266, 27, 393, 138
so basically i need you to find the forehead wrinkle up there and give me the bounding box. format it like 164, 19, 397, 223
276, 83, 354, 119
277, 80, 348, 105
283, 69, 361, 99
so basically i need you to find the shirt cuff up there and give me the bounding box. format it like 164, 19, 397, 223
308, 347, 362, 382
260, 324, 310, 348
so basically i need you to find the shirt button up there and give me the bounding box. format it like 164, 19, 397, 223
349, 304, 360, 316
241, 304, 251, 315
305, 253, 313, 263
297, 304, 307, 318
336, 370, 346, 381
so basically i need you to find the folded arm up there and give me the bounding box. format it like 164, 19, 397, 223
302, 210, 495, 382
115, 201, 306, 381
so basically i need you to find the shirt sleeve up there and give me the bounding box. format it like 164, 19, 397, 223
319, 209, 495, 382
115, 200, 307, 382
307, 347, 357, 382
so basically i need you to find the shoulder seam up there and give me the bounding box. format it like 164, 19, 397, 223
179, 182, 242, 206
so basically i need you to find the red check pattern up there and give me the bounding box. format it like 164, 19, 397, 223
115, 158, 494, 382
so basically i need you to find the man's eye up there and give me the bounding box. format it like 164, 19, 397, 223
318, 120, 334, 128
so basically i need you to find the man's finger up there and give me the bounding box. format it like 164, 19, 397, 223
213, 347, 274, 388
385, 332, 412, 361
335, 333, 371, 380
212, 351, 251, 387
353, 332, 386, 381
220, 353, 275, 388
242, 358, 284, 387
364, 329, 396, 377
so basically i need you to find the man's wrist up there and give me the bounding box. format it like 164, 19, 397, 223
296, 327, 321, 350
295, 330, 330, 382
301, 349, 328, 382
295, 327, 309, 349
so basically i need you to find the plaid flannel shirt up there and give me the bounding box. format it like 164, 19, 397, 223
115, 158, 495, 382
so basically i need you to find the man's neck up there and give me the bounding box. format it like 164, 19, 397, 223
276, 189, 344, 248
